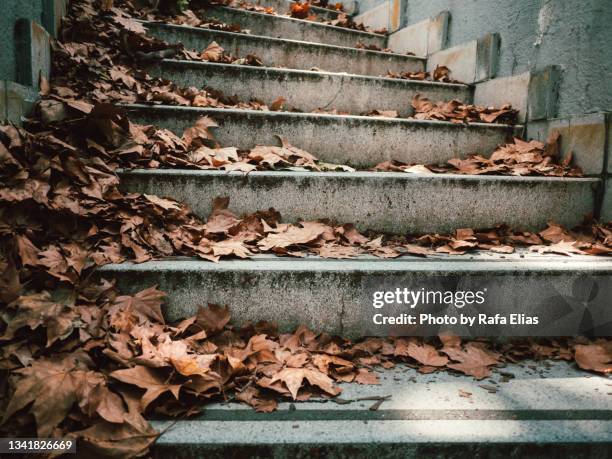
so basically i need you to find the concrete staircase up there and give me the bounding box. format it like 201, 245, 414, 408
100, 5, 611, 452
103, 2, 612, 331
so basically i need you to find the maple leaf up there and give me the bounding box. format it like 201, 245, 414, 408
3, 352, 92, 437
529, 240, 586, 256
235, 386, 278, 412
442, 342, 499, 379
144, 194, 182, 211
205, 197, 241, 234
354, 368, 380, 384
2, 292, 77, 347
258, 222, 329, 250
112, 286, 166, 325
405, 341, 449, 367
290, 2, 311, 18
269, 367, 340, 399
574, 342, 612, 374
195, 304, 231, 335
211, 238, 253, 258
182, 116, 218, 147
110, 367, 181, 410
200, 41, 224, 61
73, 412, 158, 459
15, 234, 39, 266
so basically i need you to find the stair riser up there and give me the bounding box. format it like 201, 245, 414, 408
154, 61, 471, 116
98, 259, 612, 337
152, 440, 611, 459
210, 7, 385, 48
118, 171, 598, 233
144, 23, 424, 76
126, 105, 520, 167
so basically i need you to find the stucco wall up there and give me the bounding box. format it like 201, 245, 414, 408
399, 0, 612, 118
0, 0, 45, 82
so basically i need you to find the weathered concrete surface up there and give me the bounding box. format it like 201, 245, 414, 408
118, 170, 599, 233
387, 11, 448, 56
2, 81, 38, 124
250, 0, 343, 20
149, 361, 612, 457
41, 0, 68, 37
0, 0, 45, 82
209, 7, 385, 47
602, 181, 612, 222
153, 60, 471, 116
14, 19, 51, 90
126, 104, 521, 167
97, 253, 612, 336
400, 0, 612, 119
474, 72, 530, 123
143, 22, 424, 76
427, 33, 499, 84
353, 2, 389, 31
527, 66, 560, 121
527, 113, 607, 176
608, 120, 612, 175
0, 81, 4, 121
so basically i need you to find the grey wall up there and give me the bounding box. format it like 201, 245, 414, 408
398, 0, 612, 118
0, 0, 45, 81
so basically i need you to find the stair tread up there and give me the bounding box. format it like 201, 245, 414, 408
215, 5, 386, 38
125, 103, 520, 129
160, 58, 468, 88
142, 21, 424, 59
149, 361, 612, 447
120, 168, 598, 182
99, 251, 612, 270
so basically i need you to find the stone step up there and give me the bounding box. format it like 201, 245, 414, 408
152, 59, 471, 116
148, 361, 612, 458
251, 0, 344, 20
208, 6, 385, 48
97, 253, 612, 336
118, 170, 599, 234
142, 22, 424, 76
125, 104, 521, 167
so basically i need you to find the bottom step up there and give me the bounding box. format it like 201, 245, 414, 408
97, 253, 612, 337
150, 361, 612, 458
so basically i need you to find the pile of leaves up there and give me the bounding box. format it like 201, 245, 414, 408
387, 65, 462, 83
412, 94, 518, 124
355, 41, 393, 52
56, 0, 515, 125
50, 0, 270, 109
1, 276, 610, 457
0, 2, 611, 457
375, 133, 584, 177
322, 12, 385, 33
309, 0, 345, 12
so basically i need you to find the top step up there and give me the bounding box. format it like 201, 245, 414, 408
252, 0, 358, 19
208, 6, 385, 48
143, 22, 423, 76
